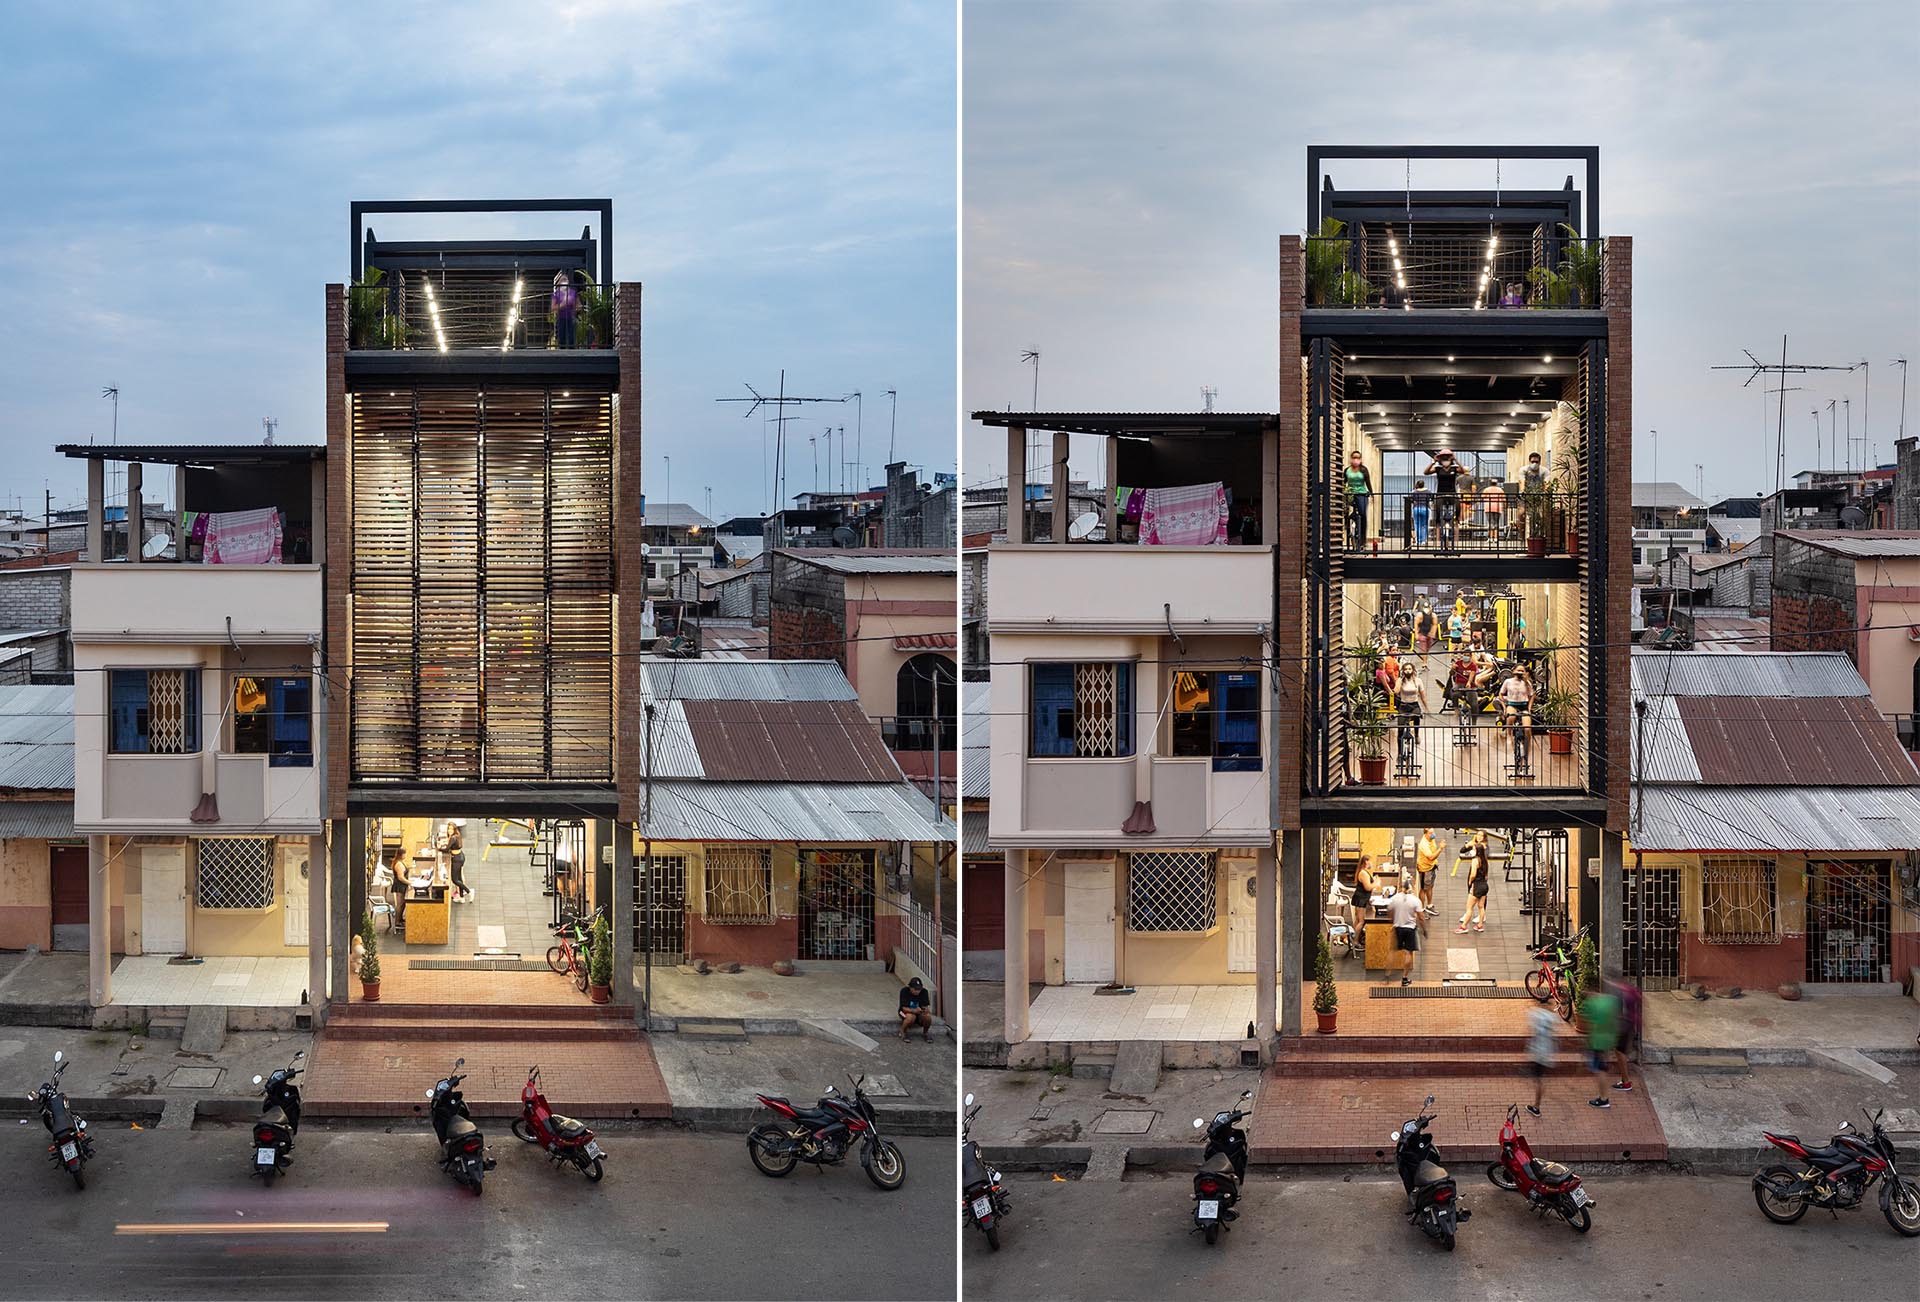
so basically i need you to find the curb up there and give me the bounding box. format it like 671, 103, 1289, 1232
0, 1097, 167, 1122
674, 1103, 957, 1136
1642, 1045, 1920, 1068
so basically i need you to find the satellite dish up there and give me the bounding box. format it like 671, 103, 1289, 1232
1067, 511, 1100, 541
831, 526, 856, 547
1840, 505, 1866, 528
142, 534, 170, 559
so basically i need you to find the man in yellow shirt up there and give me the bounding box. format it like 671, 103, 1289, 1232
1415, 827, 1444, 922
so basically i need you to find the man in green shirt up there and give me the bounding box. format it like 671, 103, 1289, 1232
1580, 988, 1621, 1108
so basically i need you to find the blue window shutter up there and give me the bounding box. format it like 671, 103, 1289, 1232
1031, 664, 1074, 756
269, 677, 313, 767
109, 671, 148, 754
1214, 670, 1260, 771
183, 669, 200, 752
1114, 663, 1135, 757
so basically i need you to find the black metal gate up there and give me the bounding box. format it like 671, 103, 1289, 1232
633, 854, 687, 957
1623, 861, 1681, 991
799, 850, 875, 960
1806, 860, 1890, 983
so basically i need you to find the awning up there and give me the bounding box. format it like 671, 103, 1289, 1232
1632, 786, 1920, 854
893, 633, 957, 651
640, 781, 954, 843
0, 802, 76, 840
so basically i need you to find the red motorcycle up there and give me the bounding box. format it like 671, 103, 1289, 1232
747, 1075, 906, 1191
509, 1065, 606, 1182
1486, 1103, 1594, 1232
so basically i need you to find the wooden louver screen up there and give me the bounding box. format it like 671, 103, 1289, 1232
350, 385, 615, 783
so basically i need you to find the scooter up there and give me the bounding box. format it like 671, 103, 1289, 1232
1393, 1094, 1468, 1250
1486, 1103, 1594, 1231
1190, 1089, 1255, 1246
511, 1064, 606, 1182
426, 1057, 495, 1195
28, 1050, 94, 1191
960, 1092, 1009, 1251
249, 1049, 305, 1184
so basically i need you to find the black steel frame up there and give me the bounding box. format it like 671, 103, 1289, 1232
1307, 146, 1600, 238
351, 199, 614, 286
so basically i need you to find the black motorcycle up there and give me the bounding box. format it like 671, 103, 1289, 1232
1190, 1089, 1255, 1246
249, 1050, 304, 1184
1393, 1094, 1469, 1250
961, 1091, 1010, 1251
427, 1057, 495, 1195
29, 1050, 94, 1191
747, 1075, 906, 1191
1755, 1107, 1920, 1237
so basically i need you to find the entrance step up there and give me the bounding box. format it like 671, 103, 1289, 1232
180, 1005, 228, 1054
331, 1001, 628, 1023
1277, 1035, 1588, 1077
674, 1019, 750, 1039
1109, 1041, 1163, 1096
1668, 1048, 1751, 1074
323, 1014, 638, 1043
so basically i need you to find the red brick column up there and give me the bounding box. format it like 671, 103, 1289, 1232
323, 284, 349, 819
614, 283, 644, 823
1603, 238, 1633, 832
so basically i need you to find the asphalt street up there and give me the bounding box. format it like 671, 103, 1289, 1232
963, 1168, 1918, 1302
1, 1123, 956, 1301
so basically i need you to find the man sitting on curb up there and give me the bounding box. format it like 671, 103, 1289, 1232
898, 977, 934, 1041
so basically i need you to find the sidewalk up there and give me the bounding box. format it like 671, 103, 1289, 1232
1644, 987, 1919, 1065
0, 1022, 313, 1126
653, 1026, 955, 1135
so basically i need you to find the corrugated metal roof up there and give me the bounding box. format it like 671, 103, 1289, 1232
1633, 482, 1709, 510
638, 659, 856, 703
0, 801, 74, 839
1678, 696, 1919, 786
642, 699, 704, 778
644, 503, 717, 529
1633, 693, 1701, 782
642, 781, 954, 843
1634, 786, 1920, 853
782, 550, 957, 576
1631, 650, 1869, 699
1775, 530, 1920, 558
0, 683, 74, 791
962, 809, 990, 855
961, 680, 990, 799
682, 700, 902, 783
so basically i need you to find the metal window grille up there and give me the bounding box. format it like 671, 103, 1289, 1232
1701, 857, 1779, 944
1622, 863, 1681, 990
631, 853, 686, 957
196, 838, 276, 910
148, 669, 192, 754
1806, 860, 1891, 983
799, 850, 875, 960
703, 846, 774, 924
1074, 663, 1122, 756
1127, 851, 1216, 933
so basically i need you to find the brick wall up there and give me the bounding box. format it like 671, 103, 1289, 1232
768, 553, 848, 665
1602, 237, 1633, 832
1896, 437, 1919, 531
0, 568, 69, 630
1275, 235, 1305, 829
323, 284, 349, 818
1769, 536, 1858, 656
615, 283, 645, 823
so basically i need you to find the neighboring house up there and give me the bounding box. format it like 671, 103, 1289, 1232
1628, 650, 1920, 992
961, 544, 988, 680
0, 683, 80, 952
1770, 531, 1920, 734
769, 549, 958, 792
1895, 438, 1920, 531
643, 502, 719, 596
878, 462, 957, 550
1706, 514, 1763, 552
0, 564, 71, 673
1633, 482, 1708, 531
673, 555, 766, 624
633, 659, 954, 999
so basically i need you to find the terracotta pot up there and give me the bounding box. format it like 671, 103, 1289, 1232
360, 980, 381, 1002
1316, 1009, 1338, 1034
1565, 528, 1582, 555
1358, 755, 1388, 785
589, 983, 611, 1005
1527, 535, 1548, 558
1548, 728, 1574, 755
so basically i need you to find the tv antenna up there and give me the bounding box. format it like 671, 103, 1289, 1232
262, 416, 278, 446
101, 386, 119, 444
715, 371, 847, 529
1712, 338, 1860, 496
1202, 385, 1217, 412
885, 389, 898, 464
1893, 358, 1909, 443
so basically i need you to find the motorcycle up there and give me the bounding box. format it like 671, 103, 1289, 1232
1754, 1107, 1920, 1237
1393, 1094, 1469, 1250
249, 1049, 305, 1185
960, 1092, 1009, 1251
1190, 1089, 1255, 1246
1486, 1103, 1594, 1232
747, 1074, 907, 1191
426, 1057, 495, 1195
28, 1050, 94, 1191
511, 1064, 606, 1182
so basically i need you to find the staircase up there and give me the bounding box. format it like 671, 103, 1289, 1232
1274, 1033, 1589, 1077
322, 1000, 640, 1043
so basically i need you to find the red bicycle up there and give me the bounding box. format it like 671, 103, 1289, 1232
1523, 928, 1584, 1021
545, 906, 603, 992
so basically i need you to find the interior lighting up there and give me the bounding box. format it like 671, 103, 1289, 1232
1396, 275, 1406, 290
1393, 257, 1402, 271
1447, 355, 1456, 363
1542, 354, 1554, 364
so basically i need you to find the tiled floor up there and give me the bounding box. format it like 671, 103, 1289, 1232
1026, 984, 1256, 1042
110, 955, 312, 1007
353, 962, 596, 1007
301, 1033, 671, 1118
1306, 984, 1567, 1039
383, 821, 554, 960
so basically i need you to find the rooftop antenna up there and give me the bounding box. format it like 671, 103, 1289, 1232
1844, 398, 1853, 475
1712, 339, 1858, 495
1202, 385, 1217, 412
261, 416, 278, 446
885, 389, 898, 464
845, 391, 862, 487
716, 372, 847, 529
1859, 359, 1870, 467
1812, 409, 1821, 473
101, 386, 119, 444
809, 435, 818, 492
1019, 352, 1041, 541
1893, 358, 1909, 443
1829, 399, 1839, 473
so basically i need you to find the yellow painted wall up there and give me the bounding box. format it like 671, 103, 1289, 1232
186, 836, 308, 959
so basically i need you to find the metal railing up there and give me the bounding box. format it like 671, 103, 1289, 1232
346, 274, 620, 351
876, 715, 957, 753
1885, 714, 1920, 752
1304, 233, 1604, 311
1342, 714, 1586, 790
1342, 490, 1583, 555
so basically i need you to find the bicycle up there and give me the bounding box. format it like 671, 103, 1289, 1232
546, 905, 605, 993
1395, 705, 1421, 777
1525, 928, 1588, 1021
1503, 704, 1532, 779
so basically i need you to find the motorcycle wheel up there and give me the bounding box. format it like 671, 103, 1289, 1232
865, 1140, 906, 1191
579, 1156, 605, 1183
70, 1166, 85, 1192
1524, 969, 1551, 1001
985, 1223, 1001, 1252
1439, 1231, 1455, 1252
510, 1118, 538, 1145
546, 945, 570, 975
1202, 1223, 1218, 1246
1883, 1177, 1920, 1237
1486, 1163, 1518, 1191
1563, 1204, 1591, 1233
261, 1167, 275, 1187
1753, 1166, 1808, 1224
747, 1125, 798, 1178
470, 1173, 484, 1197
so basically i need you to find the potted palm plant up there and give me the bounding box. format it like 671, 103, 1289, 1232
357, 913, 381, 1002
1534, 685, 1580, 755
1526, 223, 1604, 308
576, 274, 615, 349
1350, 684, 1390, 784
1522, 478, 1553, 557
1306, 217, 1364, 306
348, 268, 389, 349
587, 912, 613, 1004
1552, 404, 1587, 555
1313, 934, 1339, 1032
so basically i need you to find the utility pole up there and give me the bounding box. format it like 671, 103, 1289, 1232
1893, 358, 1909, 443
1633, 695, 1648, 997
930, 668, 945, 1022
43, 487, 51, 557
885, 389, 898, 464
642, 700, 655, 1031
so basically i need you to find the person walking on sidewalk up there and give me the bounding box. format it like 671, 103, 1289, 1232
1385, 886, 1423, 987
1609, 976, 1641, 1094
1525, 1001, 1558, 1116
1579, 985, 1622, 1108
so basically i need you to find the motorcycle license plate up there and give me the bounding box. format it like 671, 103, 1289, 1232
585, 1141, 604, 1159
1196, 1199, 1220, 1221
59, 1142, 78, 1162
1570, 1186, 1591, 1207
971, 1196, 993, 1220
256, 1146, 278, 1165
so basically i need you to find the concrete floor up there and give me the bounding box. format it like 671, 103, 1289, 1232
109, 955, 309, 1007
383, 819, 555, 960
1025, 984, 1255, 1042
643, 962, 915, 1023
1645, 986, 1920, 1052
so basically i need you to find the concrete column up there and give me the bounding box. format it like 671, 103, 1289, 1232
1600, 829, 1625, 978
328, 818, 350, 1005
1051, 431, 1071, 543
85, 460, 105, 562
1003, 848, 1029, 1044
593, 818, 614, 920
174, 464, 188, 552
1007, 425, 1027, 544
87, 834, 111, 1007
307, 832, 328, 1019
612, 821, 636, 1010
1279, 829, 1303, 1036
1104, 435, 1120, 540
1255, 843, 1277, 1041
126, 463, 143, 565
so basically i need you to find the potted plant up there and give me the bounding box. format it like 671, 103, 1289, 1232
576, 273, 615, 349
1526, 223, 1604, 308
348, 267, 388, 349
1313, 934, 1339, 1032
1522, 478, 1553, 557
587, 911, 613, 1004
1350, 684, 1390, 784
1534, 685, 1579, 754
1306, 217, 1354, 306
1552, 403, 1587, 555
357, 913, 381, 1002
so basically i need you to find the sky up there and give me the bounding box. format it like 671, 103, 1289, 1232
0, 0, 956, 525
962, 0, 1920, 505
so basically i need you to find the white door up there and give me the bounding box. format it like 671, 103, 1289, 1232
142, 845, 187, 955
1227, 859, 1256, 973
281, 843, 310, 948
1063, 861, 1116, 985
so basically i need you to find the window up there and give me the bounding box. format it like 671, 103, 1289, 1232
1701, 857, 1779, 943
704, 846, 774, 924
894, 653, 957, 751
232, 676, 313, 767
109, 668, 199, 754
1127, 851, 1217, 932
1631, 547, 1643, 565
196, 837, 276, 910
1030, 662, 1134, 757
1169, 670, 1261, 772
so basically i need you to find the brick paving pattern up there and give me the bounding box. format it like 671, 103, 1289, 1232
357, 963, 596, 1007
301, 1031, 671, 1119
